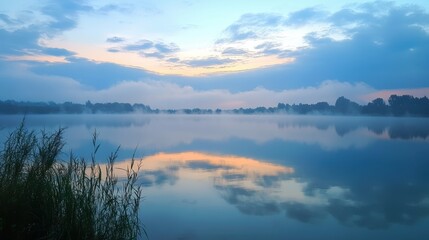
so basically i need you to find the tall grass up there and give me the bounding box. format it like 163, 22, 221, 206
0, 123, 145, 239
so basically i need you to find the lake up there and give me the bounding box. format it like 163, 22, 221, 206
1, 114, 429, 240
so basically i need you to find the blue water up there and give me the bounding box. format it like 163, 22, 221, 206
1, 114, 429, 239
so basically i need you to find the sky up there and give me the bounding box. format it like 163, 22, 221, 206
1, 0, 429, 109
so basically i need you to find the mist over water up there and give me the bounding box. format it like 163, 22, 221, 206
1, 114, 428, 239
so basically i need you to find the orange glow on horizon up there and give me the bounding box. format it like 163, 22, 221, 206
42, 40, 294, 76
363, 88, 429, 102
5, 55, 68, 63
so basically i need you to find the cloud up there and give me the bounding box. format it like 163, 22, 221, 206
41, 0, 93, 33
1, 56, 375, 109
0, 28, 41, 55
0, 0, 91, 59
0, 1, 129, 60
107, 48, 121, 53
29, 57, 154, 89
285, 7, 328, 26
221, 47, 248, 56
141, 51, 165, 59
254, 42, 290, 57
96, 4, 130, 14
0, 61, 86, 102
200, 2, 429, 91
182, 57, 236, 68
154, 42, 179, 54
218, 13, 283, 43
0, 13, 16, 25
106, 36, 125, 43
167, 57, 180, 63
41, 47, 75, 56
123, 40, 153, 51
112, 39, 180, 59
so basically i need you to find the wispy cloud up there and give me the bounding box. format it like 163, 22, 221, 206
109, 39, 180, 59
221, 47, 248, 56
182, 57, 236, 68
217, 13, 283, 43
285, 7, 328, 26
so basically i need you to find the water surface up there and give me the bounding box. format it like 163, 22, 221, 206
1, 114, 428, 239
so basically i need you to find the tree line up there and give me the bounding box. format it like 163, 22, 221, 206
0, 94, 428, 117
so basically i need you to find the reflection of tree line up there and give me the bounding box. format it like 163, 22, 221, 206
1, 94, 429, 117
277, 117, 429, 140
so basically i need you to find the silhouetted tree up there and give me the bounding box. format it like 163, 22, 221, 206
335, 96, 361, 115
388, 95, 429, 116
362, 98, 389, 115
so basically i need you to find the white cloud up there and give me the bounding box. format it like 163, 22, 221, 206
0, 61, 379, 109
87, 80, 375, 109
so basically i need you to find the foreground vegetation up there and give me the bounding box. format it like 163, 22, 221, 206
0, 123, 145, 239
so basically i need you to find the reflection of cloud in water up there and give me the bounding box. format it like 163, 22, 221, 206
102, 151, 293, 188
104, 150, 429, 230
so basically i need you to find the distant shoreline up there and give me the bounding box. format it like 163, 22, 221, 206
1, 94, 429, 117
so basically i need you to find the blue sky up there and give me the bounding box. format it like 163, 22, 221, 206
1, 0, 428, 108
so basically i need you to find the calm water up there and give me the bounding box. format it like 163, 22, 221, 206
1, 114, 429, 240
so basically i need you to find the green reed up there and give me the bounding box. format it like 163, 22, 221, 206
0, 122, 146, 239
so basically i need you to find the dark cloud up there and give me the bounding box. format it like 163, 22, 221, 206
29, 57, 155, 89
289, 3, 429, 89
181, 2, 429, 92
41, 0, 92, 32
106, 36, 125, 43
182, 57, 235, 67
41, 47, 75, 56
0, 28, 40, 55
0, 26, 74, 57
